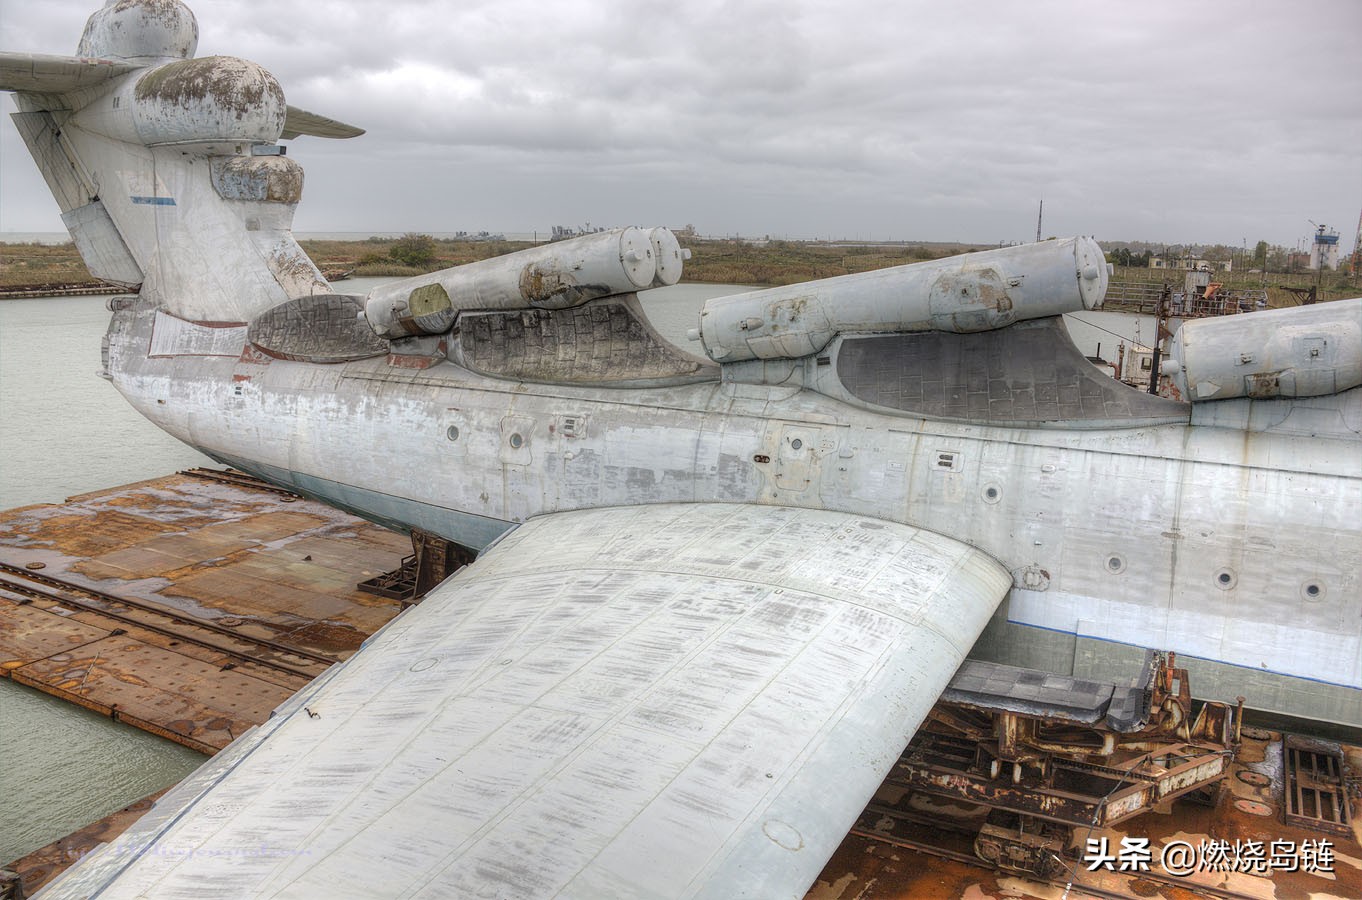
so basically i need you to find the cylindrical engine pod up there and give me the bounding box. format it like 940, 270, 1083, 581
695, 236, 1108, 362
71, 56, 286, 148
364, 227, 667, 338
1162, 297, 1362, 402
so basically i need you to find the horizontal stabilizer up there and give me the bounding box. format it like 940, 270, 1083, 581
283, 104, 365, 139
0, 52, 136, 95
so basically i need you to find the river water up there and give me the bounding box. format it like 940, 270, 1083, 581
0, 280, 1152, 865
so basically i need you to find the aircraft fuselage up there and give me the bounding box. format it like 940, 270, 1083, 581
103, 297, 1362, 730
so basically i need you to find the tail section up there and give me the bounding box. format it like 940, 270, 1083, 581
1, 0, 363, 323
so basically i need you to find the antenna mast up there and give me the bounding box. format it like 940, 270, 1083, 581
1036, 200, 1043, 243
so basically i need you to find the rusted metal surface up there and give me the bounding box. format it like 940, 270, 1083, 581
356, 527, 475, 605
363, 228, 659, 339
0, 282, 127, 299
809, 727, 1362, 899
1283, 734, 1353, 834
0, 472, 410, 753
871, 654, 1238, 884
895, 736, 1230, 830
179, 465, 299, 497
0, 561, 336, 665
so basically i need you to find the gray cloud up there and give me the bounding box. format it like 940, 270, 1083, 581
3, 0, 1360, 249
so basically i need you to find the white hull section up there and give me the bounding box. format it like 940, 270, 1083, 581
105, 301, 1362, 728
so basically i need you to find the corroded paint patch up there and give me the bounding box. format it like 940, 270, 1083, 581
210, 155, 303, 203
135, 56, 281, 112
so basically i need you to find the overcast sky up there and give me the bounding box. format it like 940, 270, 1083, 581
2, 0, 1359, 249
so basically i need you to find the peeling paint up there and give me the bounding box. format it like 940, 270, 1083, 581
210, 155, 303, 203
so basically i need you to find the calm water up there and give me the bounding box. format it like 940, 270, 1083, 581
0, 281, 1144, 865
0, 680, 206, 864
0, 294, 214, 510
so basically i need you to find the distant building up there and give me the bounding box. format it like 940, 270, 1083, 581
1148, 256, 1232, 273
1309, 225, 1341, 270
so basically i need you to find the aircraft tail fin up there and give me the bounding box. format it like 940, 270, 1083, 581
3, 0, 364, 323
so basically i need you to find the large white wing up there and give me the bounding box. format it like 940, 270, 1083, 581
41, 503, 1009, 899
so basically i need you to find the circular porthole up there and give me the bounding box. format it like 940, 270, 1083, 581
509, 432, 524, 449
1106, 554, 1126, 575
790, 438, 803, 450
1214, 568, 1237, 590
1301, 581, 1326, 602
982, 484, 1001, 504
446, 425, 460, 442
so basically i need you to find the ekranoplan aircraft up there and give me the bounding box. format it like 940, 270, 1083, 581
3, 1, 1360, 896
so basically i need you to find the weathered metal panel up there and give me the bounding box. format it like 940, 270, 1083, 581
246, 294, 388, 363
9, 109, 92, 214
455, 296, 717, 386
0, 52, 138, 94
209, 154, 302, 203
60, 200, 143, 286
147, 310, 247, 356
832, 318, 1190, 427
40, 504, 1011, 899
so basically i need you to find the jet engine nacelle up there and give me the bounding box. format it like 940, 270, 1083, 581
71, 56, 286, 150
1163, 297, 1362, 402
364, 227, 685, 339
693, 237, 1109, 362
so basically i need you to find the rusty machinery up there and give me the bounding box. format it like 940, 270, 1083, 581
357, 528, 476, 605
884, 651, 1240, 879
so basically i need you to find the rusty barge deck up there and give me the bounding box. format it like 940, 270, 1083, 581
0, 470, 412, 755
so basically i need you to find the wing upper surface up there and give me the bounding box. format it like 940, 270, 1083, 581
0, 52, 137, 95
42, 503, 1009, 899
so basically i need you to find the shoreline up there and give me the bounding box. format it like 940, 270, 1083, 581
3, 238, 1357, 304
